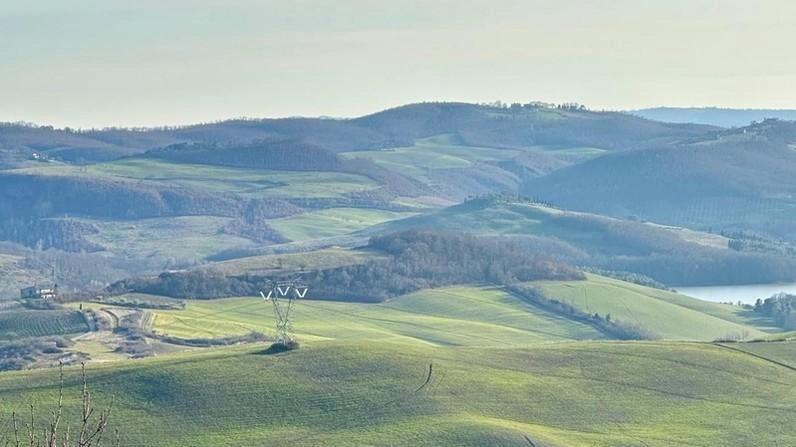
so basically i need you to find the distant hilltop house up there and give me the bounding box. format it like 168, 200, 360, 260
30, 152, 51, 162
20, 284, 58, 300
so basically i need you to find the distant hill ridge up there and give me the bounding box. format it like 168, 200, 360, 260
1, 102, 714, 166
634, 107, 796, 128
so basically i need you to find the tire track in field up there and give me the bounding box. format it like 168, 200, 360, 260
459, 355, 796, 414
566, 344, 795, 387
713, 342, 796, 373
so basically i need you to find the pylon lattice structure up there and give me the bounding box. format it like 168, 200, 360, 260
260, 280, 308, 344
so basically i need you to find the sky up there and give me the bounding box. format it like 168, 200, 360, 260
1, 0, 795, 128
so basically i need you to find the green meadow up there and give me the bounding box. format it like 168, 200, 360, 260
0, 339, 793, 446
14, 158, 379, 199
340, 134, 604, 183
148, 286, 606, 345
533, 274, 770, 340
269, 208, 417, 242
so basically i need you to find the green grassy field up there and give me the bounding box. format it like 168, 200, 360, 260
376, 199, 729, 250
0, 309, 88, 339
207, 247, 379, 275
145, 279, 771, 346
81, 215, 255, 262
0, 339, 794, 446
269, 208, 417, 242
7, 283, 796, 446
148, 286, 607, 346
340, 135, 522, 181
14, 158, 379, 199
340, 135, 604, 183
532, 274, 770, 340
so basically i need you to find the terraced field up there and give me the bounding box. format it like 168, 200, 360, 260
0, 309, 88, 339
0, 339, 793, 446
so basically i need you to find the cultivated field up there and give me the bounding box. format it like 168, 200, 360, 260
0, 309, 88, 339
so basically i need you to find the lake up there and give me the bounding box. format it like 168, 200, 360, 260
677, 283, 796, 305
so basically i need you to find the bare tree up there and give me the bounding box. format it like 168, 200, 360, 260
8, 363, 116, 447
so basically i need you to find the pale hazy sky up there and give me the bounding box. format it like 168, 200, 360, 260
1, 0, 795, 128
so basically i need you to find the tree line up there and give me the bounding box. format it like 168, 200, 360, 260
753, 294, 796, 330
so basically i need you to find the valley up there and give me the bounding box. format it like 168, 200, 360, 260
1, 103, 796, 446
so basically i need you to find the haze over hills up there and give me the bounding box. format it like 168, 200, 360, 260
3, 102, 796, 294
6, 1, 796, 444
634, 107, 796, 128
524, 119, 796, 239
1, 102, 714, 166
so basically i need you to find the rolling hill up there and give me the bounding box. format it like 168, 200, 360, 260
0, 338, 793, 446
369, 196, 796, 286
524, 119, 796, 240
1, 103, 714, 166
530, 274, 771, 340
3, 102, 796, 447
3, 102, 796, 314
6, 272, 795, 445
138, 278, 770, 344
634, 107, 796, 128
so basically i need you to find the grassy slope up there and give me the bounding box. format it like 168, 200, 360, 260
270, 208, 417, 242
533, 274, 769, 340
0, 340, 794, 446
340, 135, 523, 181
13, 158, 379, 199
149, 286, 607, 346
82, 216, 254, 261
207, 247, 378, 275
10, 284, 796, 446
339, 134, 605, 183
374, 199, 729, 249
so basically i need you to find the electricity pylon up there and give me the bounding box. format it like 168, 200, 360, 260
260, 280, 308, 344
